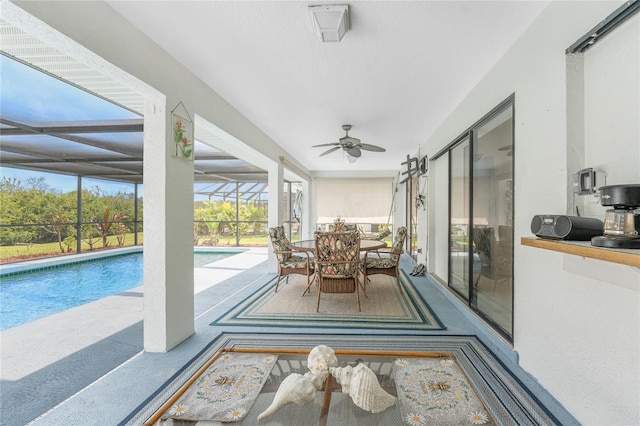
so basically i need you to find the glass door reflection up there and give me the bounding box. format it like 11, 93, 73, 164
471, 107, 513, 337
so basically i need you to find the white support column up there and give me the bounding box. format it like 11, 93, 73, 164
301, 179, 312, 240
267, 160, 284, 273
143, 98, 195, 352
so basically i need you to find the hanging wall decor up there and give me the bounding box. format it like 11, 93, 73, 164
171, 101, 194, 160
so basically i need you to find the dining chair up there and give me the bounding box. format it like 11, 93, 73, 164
268, 226, 315, 293
330, 220, 347, 232
314, 231, 362, 312
367, 227, 392, 258
361, 226, 407, 294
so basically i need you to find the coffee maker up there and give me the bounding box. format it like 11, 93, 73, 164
591, 184, 640, 249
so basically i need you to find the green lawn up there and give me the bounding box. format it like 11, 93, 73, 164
0, 233, 144, 263
0, 233, 270, 263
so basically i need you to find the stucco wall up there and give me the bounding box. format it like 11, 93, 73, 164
422, 2, 639, 423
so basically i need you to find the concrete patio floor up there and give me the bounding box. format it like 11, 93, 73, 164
0, 248, 577, 425
0, 247, 267, 426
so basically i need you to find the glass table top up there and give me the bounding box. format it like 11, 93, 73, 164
150, 349, 496, 426
290, 239, 387, 251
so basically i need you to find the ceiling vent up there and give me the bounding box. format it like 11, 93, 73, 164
308, 5, 350, 42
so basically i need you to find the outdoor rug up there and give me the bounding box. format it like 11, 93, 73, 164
127, 334, 561, 425
211, 270, 445, 330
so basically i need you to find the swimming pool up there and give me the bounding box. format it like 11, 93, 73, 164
0, 251, 239, 331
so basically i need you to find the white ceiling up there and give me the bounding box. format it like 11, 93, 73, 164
106, 1, 549, 173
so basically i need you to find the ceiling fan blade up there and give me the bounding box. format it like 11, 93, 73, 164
312, 143, 340, 148
358, 143, 386, 152
319, 146, 341, 157
346, 146, 361, 157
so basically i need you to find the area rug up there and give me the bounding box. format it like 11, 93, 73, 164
126, 334, 561, 426
211, 271, 445, 330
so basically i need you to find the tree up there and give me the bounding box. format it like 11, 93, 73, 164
244, 201, 268, 233
195, 201, 232, 244
41, 212, 70, 253
81, 224, 100, 251
92, 208, 127, 248
0, 177, 75, 245
113, 213, 128, 246
0, 175, 141, 254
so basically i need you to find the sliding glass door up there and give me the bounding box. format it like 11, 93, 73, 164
471, 107, 513, 337
449, 137, 471, 299
447, 98, 514, 340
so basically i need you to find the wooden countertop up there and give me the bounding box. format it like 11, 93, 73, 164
521, 237, 640, 268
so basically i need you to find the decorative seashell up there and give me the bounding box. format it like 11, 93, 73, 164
257, 372, 322, 420
307, 345, 337, 374
305, 370, 328, 390
330, 364, 396, 413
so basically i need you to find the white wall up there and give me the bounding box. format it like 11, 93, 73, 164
429, 156, 450, 281
421, 1, 639, 424
577, 13, 640, 218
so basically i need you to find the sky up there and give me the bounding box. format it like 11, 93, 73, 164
1, 54, 140, 123
1, 54, 267, 201
1, 167, 139, 195
1, 54, 142, 196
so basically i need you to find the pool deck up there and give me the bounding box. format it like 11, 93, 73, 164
1, 247, 578, 425
0, 247, 268, 426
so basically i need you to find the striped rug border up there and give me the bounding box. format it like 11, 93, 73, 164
211, 270, 445, 330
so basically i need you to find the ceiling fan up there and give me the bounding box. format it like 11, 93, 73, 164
312, 125, 386, 158
498, 145, 513, 156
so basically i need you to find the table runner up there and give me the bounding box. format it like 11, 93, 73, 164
162, 352, 278, 423
392, 357, 495, 425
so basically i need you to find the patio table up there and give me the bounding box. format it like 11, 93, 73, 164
290, 239, 386, 254
290, 239, 386, 297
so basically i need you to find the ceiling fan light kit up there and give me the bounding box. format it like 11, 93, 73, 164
308, 4, 350, 42
312, 124, 386, 162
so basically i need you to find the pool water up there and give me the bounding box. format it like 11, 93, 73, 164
0, 251, 238, 331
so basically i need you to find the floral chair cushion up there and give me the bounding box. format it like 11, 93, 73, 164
372, 228, 392, 241
269, 226, 291, 263
364, 257, 396, 269
281, 255, 312, 270
389, 227, 407, 262
315, 232, 360, 278
365, 226, 406, 267
270, 225, 287, 241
